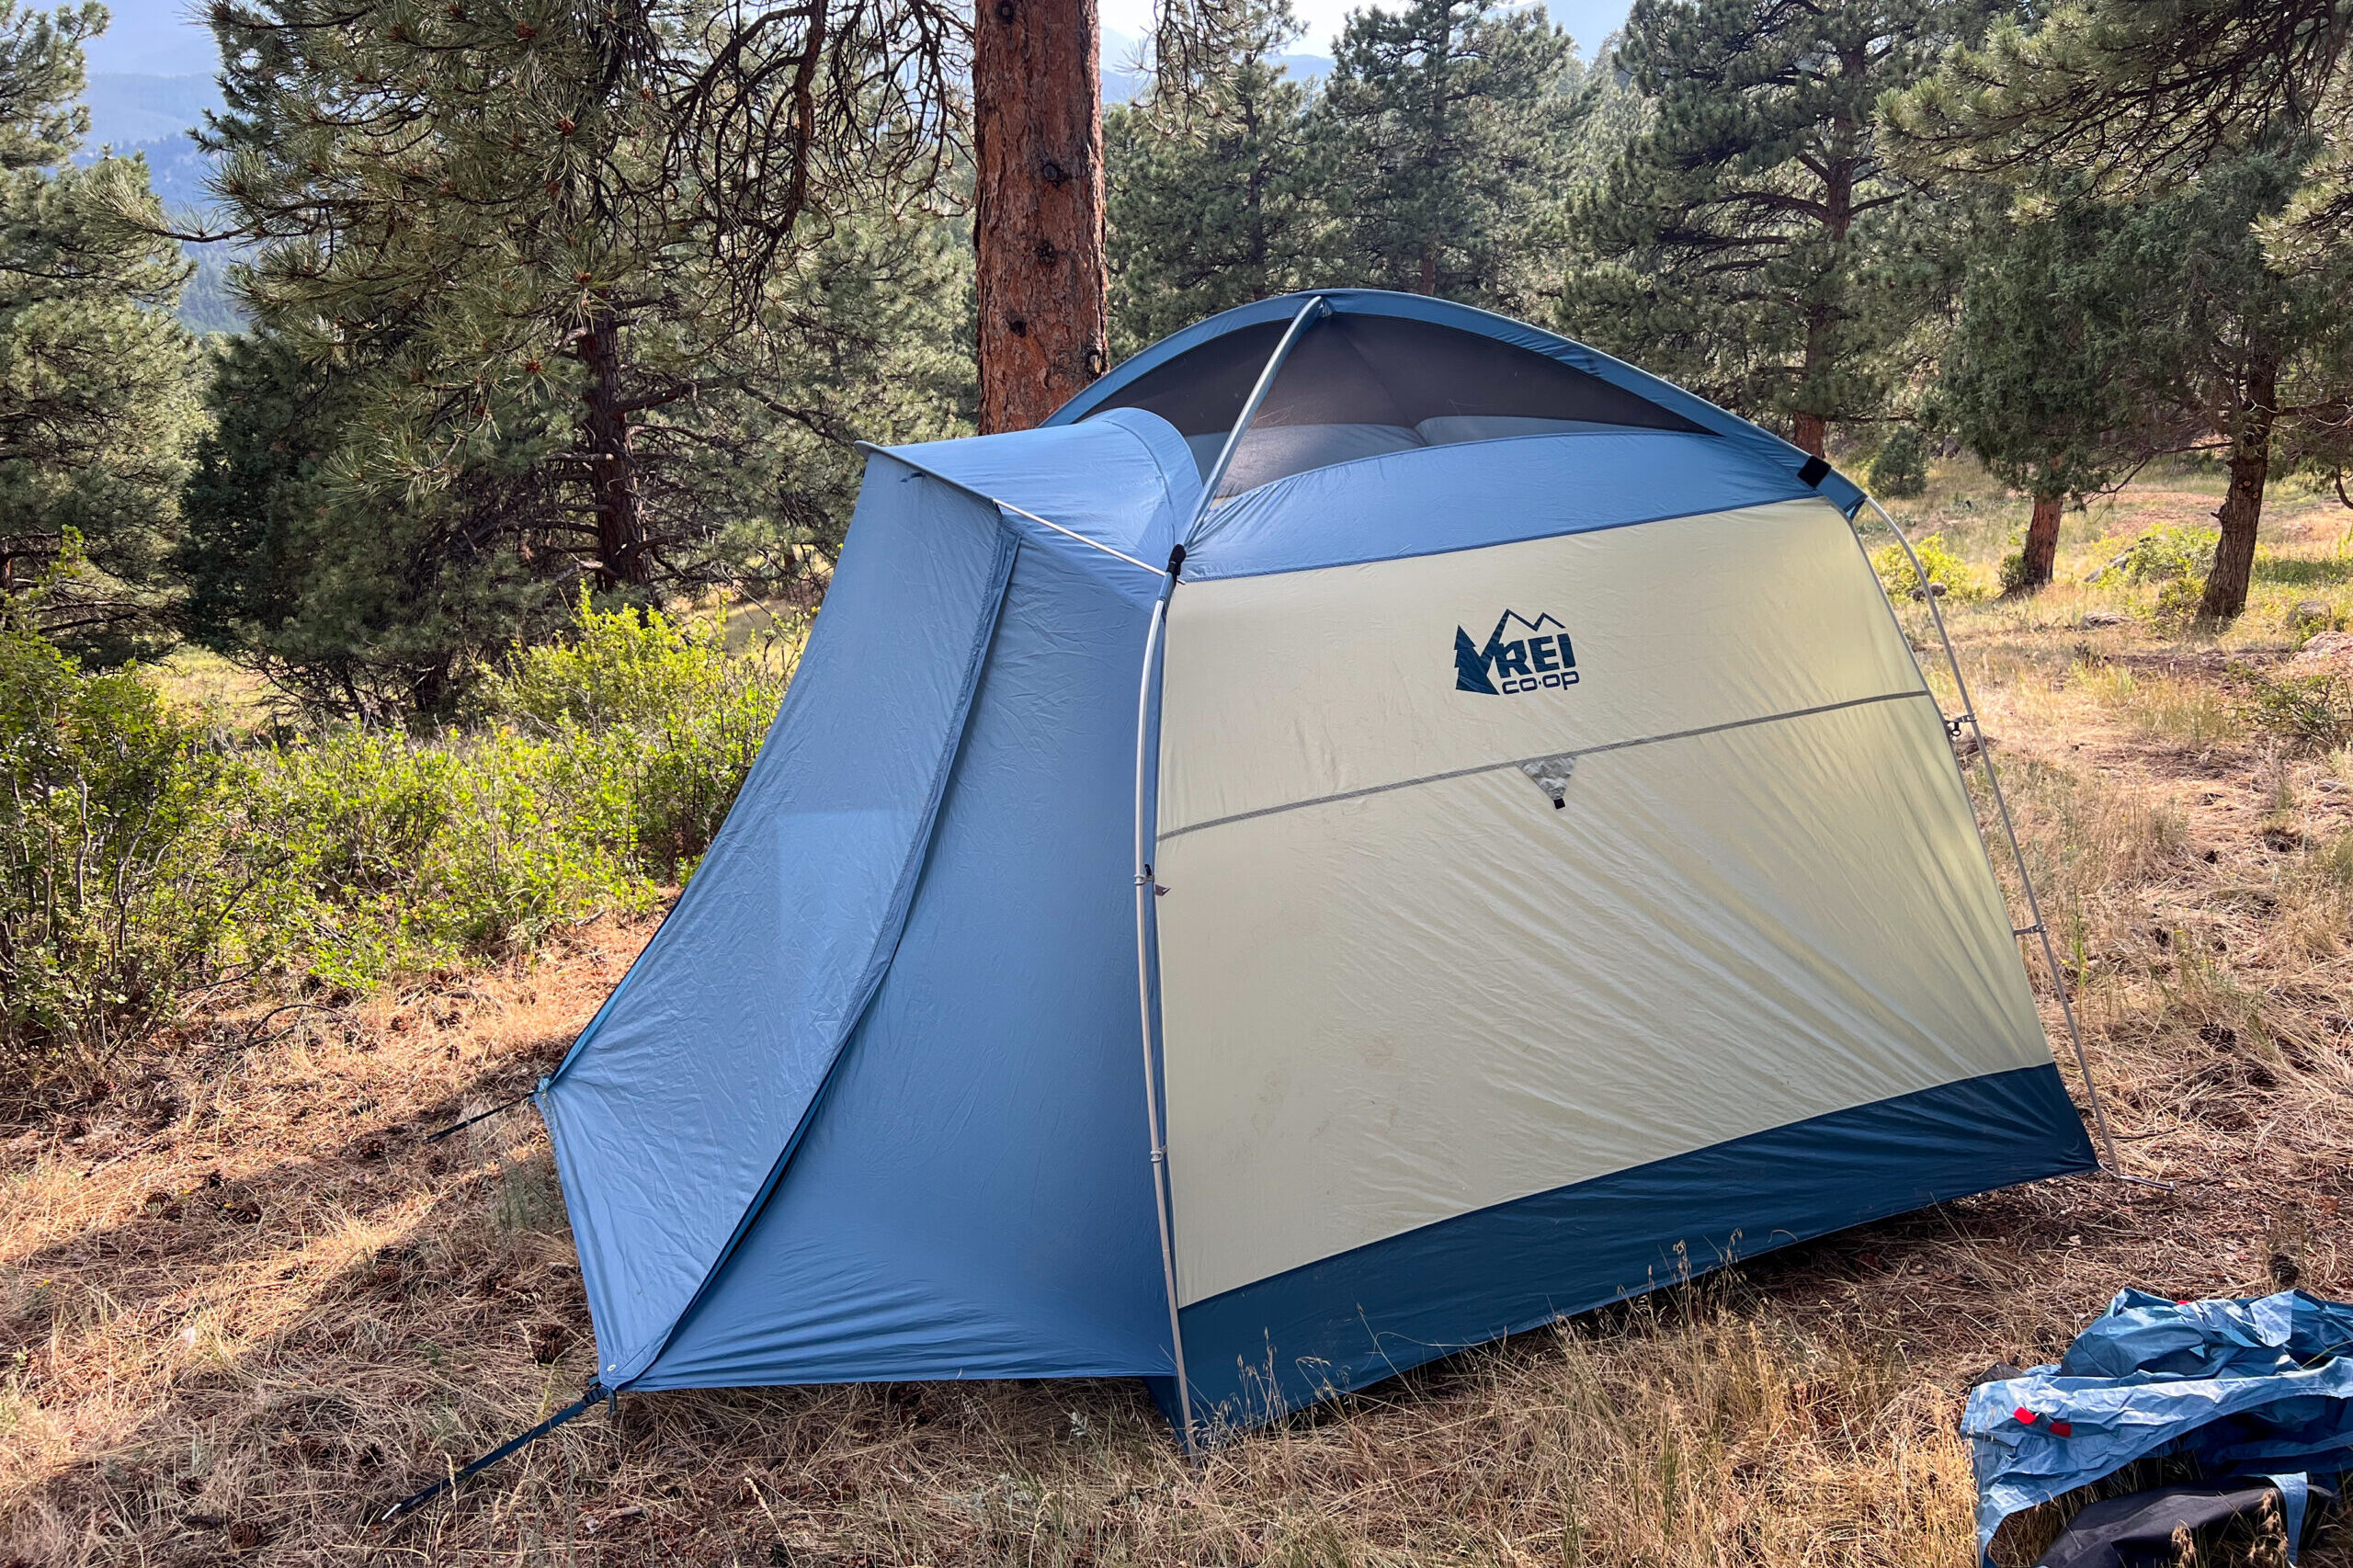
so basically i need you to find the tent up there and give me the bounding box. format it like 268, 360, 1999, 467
537, 290, 2102, 1441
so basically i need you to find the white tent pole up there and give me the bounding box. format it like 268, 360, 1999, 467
1187, 294, 1330, 543
1858, 494, 2145, 1184
1131, 589, 1197, 1450
1130, 292, 1333, 1453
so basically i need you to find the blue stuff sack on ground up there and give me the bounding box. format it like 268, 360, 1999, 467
1965, 1289, 2353, 1564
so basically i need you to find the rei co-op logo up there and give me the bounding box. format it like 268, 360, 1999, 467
1454, 610, 1579, 696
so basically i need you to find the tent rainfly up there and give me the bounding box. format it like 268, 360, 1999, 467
538, 290, 2106, 1444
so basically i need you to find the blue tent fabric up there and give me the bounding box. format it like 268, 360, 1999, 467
1967, 1290, 2353, 1563
625, 539, 1172, 1386
878, 406, 1199, 595
532, 290, 2095, 1441
1179, 1065, 2089, 1426
541, 466, 1019, 1386
1182, 427, 1819, 581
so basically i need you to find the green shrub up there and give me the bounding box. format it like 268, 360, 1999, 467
0, 628, 246, 1087
1998, 547, 2035, 597
2116, 526, 2217, 584
2149, 575, 2205, 626
2243, 671, 2353, 754
0, 594, 799, 1081
1866, 426, 1928, 499
483, 594, 790, 876
1870, 533, 1986, 604
253, 727, 658, 987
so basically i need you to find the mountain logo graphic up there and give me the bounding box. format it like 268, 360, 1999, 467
1455, 609, 1579, 696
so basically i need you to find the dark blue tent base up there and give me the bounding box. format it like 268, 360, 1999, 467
1163, 1064, 2093, 1433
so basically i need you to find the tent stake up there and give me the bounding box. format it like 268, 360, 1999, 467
1858, 496, 2144, 1185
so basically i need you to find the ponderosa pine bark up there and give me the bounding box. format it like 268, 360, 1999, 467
2199, 358, 2278, 621
2018, 492, 2063, 590
576, 303, 650, 586
1791, 413, 1827, 458
974, 0, 1109, 433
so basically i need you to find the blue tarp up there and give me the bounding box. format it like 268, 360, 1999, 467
1967, 1290, 2353, 1562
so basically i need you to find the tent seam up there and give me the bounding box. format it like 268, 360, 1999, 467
1189, 486, 1832, 580
1156, 687, 1932, 843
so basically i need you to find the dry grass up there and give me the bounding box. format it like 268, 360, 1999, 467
6, 472, 2353, 1566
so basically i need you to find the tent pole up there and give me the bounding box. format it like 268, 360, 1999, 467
1858, 495, 2149, 1186
1133, 586, 1197, 1450
1130, 293, 1334, 1454
1188, 294, 1329, 540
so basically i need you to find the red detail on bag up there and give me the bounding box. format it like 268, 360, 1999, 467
2049, 1421, 2073, 1437
2015, 1408, 2040, 1425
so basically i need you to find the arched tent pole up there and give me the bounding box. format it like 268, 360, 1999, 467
1188, 294, 1331, 538
1853, 494, 2146, 1185
1132, 293, 1329, 1454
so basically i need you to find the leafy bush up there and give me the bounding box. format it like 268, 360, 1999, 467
482, 594, 791, 876
0, 593, 798, 1084
2149, 575, 2205, 626
2244, 671, 2353, 754
1866, 426, 1928, 499
2116, 526, 2217, 584
0, 628, 248, 1087
1870, 533, 1986, 604
1998, 547, 2035, 597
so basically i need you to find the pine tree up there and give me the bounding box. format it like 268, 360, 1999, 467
1888, 0, 2350, 191
1887, 0, 2353, 619
1931, 187, 2165, 591
0, 0, 200, 655
189, 0, 973, 711
1557, 0, 1979, 458
183, 216, 972, 718
204, 0, 961, 592
1313, 0, 1579, 307
1105, 0, 1329, 358
973, 0, 1108, 432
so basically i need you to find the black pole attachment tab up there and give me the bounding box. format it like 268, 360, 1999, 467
376, 1381, 607, 1526
1166, 544, 1186, 579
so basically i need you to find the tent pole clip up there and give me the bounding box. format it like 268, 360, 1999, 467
1944, 714, 1972, 740
2013, 923, 2045, 937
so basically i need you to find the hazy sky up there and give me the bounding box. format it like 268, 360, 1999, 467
1098, 0, 1633, 56
85, 0, 1634, 83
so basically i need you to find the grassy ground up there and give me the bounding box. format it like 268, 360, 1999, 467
5, 464, 2353, 1566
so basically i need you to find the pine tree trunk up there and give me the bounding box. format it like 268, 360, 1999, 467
2197, 360, 2277, 622
973, 0, 1108, 434
578, 304, 648, 587
2019, 492, 2063, 592
1791, 413, 1826, 458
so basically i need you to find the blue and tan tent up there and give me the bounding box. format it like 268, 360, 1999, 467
535, 290, 2100, 1441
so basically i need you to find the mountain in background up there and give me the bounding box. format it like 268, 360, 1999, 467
82, 73, 237, 333
1098, 25, 1332, 101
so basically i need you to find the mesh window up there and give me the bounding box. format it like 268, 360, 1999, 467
1086, 312, 1708, 495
